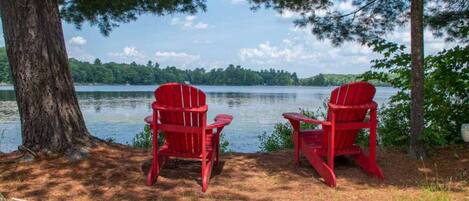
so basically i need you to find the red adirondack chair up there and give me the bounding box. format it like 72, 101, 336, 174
283, 81, 384, 187
144, 83, 233, 192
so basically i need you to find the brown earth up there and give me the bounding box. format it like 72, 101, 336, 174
0, 143, 468, 201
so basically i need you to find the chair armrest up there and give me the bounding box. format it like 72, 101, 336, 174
328, 101, 377, 111
282, 112, 330, 126
207, 114, 233, 130
145, 114, 233, 130
152, 102, 208, 112
144, 115, 153, 125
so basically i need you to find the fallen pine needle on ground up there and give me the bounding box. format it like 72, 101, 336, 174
0, 142, 468, 201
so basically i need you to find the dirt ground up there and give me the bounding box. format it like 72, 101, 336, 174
0, 143, 468, 201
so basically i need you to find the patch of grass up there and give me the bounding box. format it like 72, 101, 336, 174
416, 160, 454, 201
418, 190, 451, 201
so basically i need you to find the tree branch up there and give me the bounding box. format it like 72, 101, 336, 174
338, 0, 378, 18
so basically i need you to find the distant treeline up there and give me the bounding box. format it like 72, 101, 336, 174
0, 47, 388, 86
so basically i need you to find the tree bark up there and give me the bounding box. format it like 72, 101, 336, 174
0, 0, 92, 157
409, 0, 426, 159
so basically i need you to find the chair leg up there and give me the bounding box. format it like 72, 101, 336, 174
302, 147, 337, 187
146, 164, 156, 186
202, 153, 215, 192
353, 152, 384, 179
288, 120, 301, 166
146, 155, 168, 186
293, 130, 301, 166
215, 133, 220, 167
355, 108, 384, 179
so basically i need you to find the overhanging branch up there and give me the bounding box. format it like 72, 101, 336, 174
338, 0, 378, 18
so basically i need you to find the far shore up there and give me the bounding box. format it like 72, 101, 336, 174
0, 83, 393, 88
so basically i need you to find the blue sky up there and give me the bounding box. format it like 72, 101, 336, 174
0, 0, 450, 78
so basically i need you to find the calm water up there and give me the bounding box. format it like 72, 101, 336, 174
0, 85, 397, 153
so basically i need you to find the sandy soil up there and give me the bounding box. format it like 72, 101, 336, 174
0, 143, 468, 201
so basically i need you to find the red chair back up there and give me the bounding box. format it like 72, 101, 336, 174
324, 82, 376, 150
154, 83, 207, 155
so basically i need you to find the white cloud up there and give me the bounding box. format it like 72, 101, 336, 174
170, 16, 211, 30
67, 47, 95, 62
239, 41, 316, 64
170, 18, 181, 26
155, 51, 200, 61
67, 36, 94, 61
386, 27, 455, 54
277, 10, 301, 20
106, 46, 204, 67
231, 0, 246, 5
192, 39, 212, 44
237, 24, 456, 76
336, 1, 355, 12
238, 27, 376, 76
185, 16, 196, 21
154, 51, 202, 68
194, 22, 209, 30
68, 36, 87, 46
108, 46, 146, 63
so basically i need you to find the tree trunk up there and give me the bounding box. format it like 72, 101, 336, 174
0, 0, 93, 157
409, 0, 426, 159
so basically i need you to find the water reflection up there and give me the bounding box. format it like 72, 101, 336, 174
0, 91, 16, 101
0, 85, 396, 153
208, 92, 297, 108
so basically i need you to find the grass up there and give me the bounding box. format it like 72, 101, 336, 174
415, 159, 466, 201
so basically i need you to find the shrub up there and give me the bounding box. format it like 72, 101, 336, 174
133, 124, 157, 149
219, 134, 231, 154
258, 108, 324, 152
361, 40, 469, 148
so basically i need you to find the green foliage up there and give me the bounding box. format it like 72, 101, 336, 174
132, 125, 164, 149
250, 0, 468, 45
59, 0, 206, 36
0, 47, 12, 84
78, 62, 381, 85
258, 108, 323, 152
219, 133, 231, 154
68, 61, 301, 85
299, 73, 389, 86
361, 40, 469, 147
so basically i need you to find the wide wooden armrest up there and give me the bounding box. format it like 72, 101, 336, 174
144, 115, 153, 125
152, 102, 208, 113
144, 115, 162, 125
207, 114, 233, 130
282, 112, 330, 126
145, 114, 233, 130
328, 101, 377, 111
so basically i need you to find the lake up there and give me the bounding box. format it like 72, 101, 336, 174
0, 85, 397, 153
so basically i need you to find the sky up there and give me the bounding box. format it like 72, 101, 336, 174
0, 0, 452, 78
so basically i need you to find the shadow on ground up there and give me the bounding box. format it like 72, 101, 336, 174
0, 143, 468, 200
